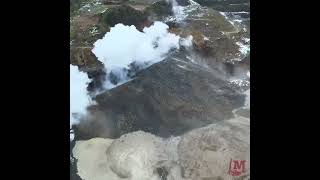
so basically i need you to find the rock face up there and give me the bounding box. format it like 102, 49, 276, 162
70, 0, 250, 179
164, 1, 250, 83
100, 0, 128, 5
101, 5, 151, 31
145, 0, 174, 20
70, 47, 106, 92
70, 0, 251, 143
168, 4, 249, 66
70, 47, 100, 68
73, 52, 245, 139
70, 14, 109, 47
72, 116, 249, 180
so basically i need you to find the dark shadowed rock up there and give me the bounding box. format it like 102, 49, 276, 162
100, 0, 128, 5
70, 0, 90, 15
156, 166, 169, 180
145, 0, 174, 21
193, 0, 250, 12
101, 5, 150, 31
176, 0, 190, 6
87, 69, 107, 92
74, 53, 245, 139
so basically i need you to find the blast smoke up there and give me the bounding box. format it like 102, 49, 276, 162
92, 21, 192, 89
72, 21, 193, 139
70, 65, 92, 139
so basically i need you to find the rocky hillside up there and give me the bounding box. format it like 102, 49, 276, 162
70, 0, 250, 179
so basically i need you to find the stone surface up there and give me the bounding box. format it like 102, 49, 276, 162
73, 52, 245, 139
72, 116, 249, 180
70, 1, 250, 179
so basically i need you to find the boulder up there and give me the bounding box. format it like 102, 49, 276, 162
72, 116, 250, 180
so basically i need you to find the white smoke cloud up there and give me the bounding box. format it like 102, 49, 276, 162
70, 65, 92, 132
180, 35, 193, 47
71, 22, 193, 139
92, 21, 191, 89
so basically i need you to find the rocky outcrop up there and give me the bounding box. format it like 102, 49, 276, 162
70, 47, 97, 67
168, 3, 250, 70
71, 14, 109, 46
101, 5, 151, 31
70, 0, 90, 15
70, 47, 106, 91
145, 0, 174, 20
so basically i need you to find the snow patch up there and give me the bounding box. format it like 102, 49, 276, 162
243, 37, 250, 43
229, 79, 250, 87
177, 64, 190, 70
236, 41, 250, 56
165, 0, 201, 22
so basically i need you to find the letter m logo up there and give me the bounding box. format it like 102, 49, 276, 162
228, 159, 246, 176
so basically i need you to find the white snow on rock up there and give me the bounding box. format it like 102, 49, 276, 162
229, 79, 250, 87
165, 0, 201, 22
236, 41, 250, 56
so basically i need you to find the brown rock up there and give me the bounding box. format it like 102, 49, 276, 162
191, 31, 212, 55
70, 47, 100, 69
